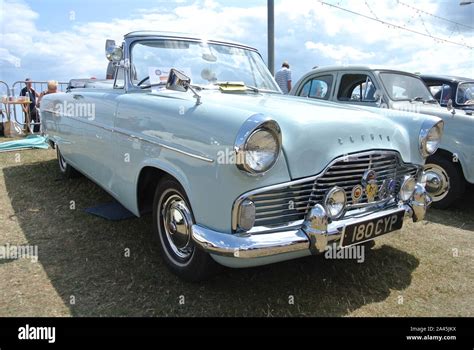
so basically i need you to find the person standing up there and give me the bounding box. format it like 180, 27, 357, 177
20, 78, 39, 133
275, 61, 292, 94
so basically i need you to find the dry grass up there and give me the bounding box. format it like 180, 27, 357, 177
0, 147, 473, 317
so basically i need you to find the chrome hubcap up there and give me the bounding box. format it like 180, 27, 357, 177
424, 164, 450, 201
161, 194, 194, 260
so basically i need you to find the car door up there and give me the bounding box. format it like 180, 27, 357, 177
334, 71, 381, 108
75, 81, 123, 195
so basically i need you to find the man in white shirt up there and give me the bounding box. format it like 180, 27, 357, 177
275, 61, 292, 94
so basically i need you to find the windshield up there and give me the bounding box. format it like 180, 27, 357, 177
130, 39, 280, 92
379, 72, 433, 102
456, 82, 474, 105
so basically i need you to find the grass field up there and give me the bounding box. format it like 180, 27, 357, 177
0, 147, 473, 316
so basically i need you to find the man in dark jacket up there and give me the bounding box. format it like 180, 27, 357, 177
20, 78, 39, 133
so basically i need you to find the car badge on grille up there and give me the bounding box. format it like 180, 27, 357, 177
366, 181, 378, 203
361, 170, 378, 202
362, 170, 376, 186
351, 185, 363, 204
379, 179, 389, 200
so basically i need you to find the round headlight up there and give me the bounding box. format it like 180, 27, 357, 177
420, 120, 444, 158
244, 129, 279, 172
235, 115, 282, 175
324, 186, 347, 219
399, 176, 416, 201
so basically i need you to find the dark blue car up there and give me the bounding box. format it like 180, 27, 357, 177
421, 75, 474, 114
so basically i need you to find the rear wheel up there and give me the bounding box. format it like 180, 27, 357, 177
152, 177, 218, 281
424, 154, 465, 209
57, 147, 80, 178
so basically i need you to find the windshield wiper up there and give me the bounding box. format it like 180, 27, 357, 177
213, 82, 280, 94
425, 98, 438, 104
410, 96, 425, 102
142, 82, 204, 92
213, 81, 258, 92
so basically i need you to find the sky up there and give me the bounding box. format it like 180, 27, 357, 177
0, 0, 473, 92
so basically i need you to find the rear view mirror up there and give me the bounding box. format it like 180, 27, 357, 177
166, 69, 201, 105
166, 69, 191, 92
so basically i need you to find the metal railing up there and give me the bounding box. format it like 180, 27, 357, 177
9, 81, 68, 133
0, 81, 11, 123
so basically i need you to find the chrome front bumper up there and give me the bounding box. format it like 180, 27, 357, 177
192, 184, 431, 260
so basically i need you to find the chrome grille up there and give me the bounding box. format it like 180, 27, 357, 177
247, 151, 419, 229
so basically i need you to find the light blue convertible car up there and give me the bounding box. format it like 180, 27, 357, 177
41, 32, 441, 281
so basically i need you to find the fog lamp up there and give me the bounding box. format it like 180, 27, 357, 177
237, 199, 256, 231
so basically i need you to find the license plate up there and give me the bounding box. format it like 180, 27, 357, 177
341, 210, 405, 247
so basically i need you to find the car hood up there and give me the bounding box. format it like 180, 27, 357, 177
196, 92, 431, 179
391, 101, 472, 119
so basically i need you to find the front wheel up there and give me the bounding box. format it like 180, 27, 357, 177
424, 155, 465, 209
57, 147, 80, 178
152, 177, 218, 281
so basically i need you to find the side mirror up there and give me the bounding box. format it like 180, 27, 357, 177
105, 39, 123, 62
166, 69, 201, 105
447, 99, 455, 115
373, 89, 383, 106
166, 69, 191, 92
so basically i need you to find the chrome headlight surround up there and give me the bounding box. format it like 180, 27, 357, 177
419, 119, 444, 158
234, 114, 282, 175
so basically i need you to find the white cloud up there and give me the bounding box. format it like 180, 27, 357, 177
0, 0, 472, 86
305, 41, 376, 63
0, 48, 21, 67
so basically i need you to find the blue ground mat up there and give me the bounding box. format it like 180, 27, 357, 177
0, 135, 49, 152
84, 201, 135, 221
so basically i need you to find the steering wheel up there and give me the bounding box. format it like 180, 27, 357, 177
137, 76, 150, 87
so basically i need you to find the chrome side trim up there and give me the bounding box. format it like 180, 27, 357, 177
113, 127, 215, 163
44, 104, 215, 163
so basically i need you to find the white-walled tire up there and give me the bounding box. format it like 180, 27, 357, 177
152, 177, 218, 281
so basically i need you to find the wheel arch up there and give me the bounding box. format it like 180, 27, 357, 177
428, 148, 466, 181
135, 162, 192, 217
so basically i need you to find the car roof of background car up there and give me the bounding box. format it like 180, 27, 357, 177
303, 65, 420, 77
124, 31, 258, 52
419, 74, 474, 84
